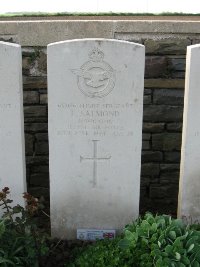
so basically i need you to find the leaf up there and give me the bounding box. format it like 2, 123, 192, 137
141, 238, 148, 245
175, 252, 181, 261
192, 261, 200, 267
174, 237, 182, 247
169, 231, 177, 240
172, 219, 184, 229
151, 223, 157, 232
118, 239, 130, 249
188, 243, 195, 253
145, 213, 155, 225
181, 255, 190, 265
125, 229, 138, 242
165, 245, 173, 254
186, 237, 198, 249
0, 257, 15, 265
157, 218, 166, 229
0, 220, 5, 238
12, 205, 22, 213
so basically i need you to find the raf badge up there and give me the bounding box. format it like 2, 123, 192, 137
71, 47, 116, 98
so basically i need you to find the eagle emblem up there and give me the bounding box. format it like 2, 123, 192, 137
71, 48, 116, 98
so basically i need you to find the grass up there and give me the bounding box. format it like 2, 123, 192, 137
0, 12, 200, 17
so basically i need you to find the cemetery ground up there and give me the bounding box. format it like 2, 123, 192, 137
1, 188, 200, 267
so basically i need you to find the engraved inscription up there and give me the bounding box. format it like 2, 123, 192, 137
72, 48, 116, 98
80, 140, 111, 187
0, 104, 12, 109
57, 102, 135, 137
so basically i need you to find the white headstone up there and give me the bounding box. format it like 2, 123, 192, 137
48, 39, 145, 239
178, 44, 200, 222
0, 42, 26, 215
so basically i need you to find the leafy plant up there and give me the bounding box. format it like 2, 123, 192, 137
0, 187, 49, 266
69, 213, 200, 267
67, 237, 137, 267
119, 213, 200, 267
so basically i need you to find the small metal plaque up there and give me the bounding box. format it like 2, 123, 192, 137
77, 229, 116, 241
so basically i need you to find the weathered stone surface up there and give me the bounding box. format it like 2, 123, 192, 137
29, 50, 47, 77
22, 47, 36, 57
145, 56, 168, 78
0, 35, 17, 43
143, 122, 165, 133
35, 133, 48, 141
48, 39, 145, 239
0, 42, 26, 215
144, 89, 152, 95
24, 117, 47, 123
23, 91, 39, 104
153, 89, 184, 105
178, 44, 200, 222
144, 79, 184, 89
24, 106, 47, 117
164, 152, 181, 163
0, 19, 195, 217
26, 155, 49, 165
32, 165, 49, 173
25, 134, 34, 156
192, 39, 200, 45
145, 38, 191, 55
29, 187, 49, 198
167, 123, 182, 132
34, 50, 47, 75
140, 177, 150, 186
152, 133, 182, 151
144, 95, 151, 104
143, 105, 183, 122
160, 164, 180, 171
142, 141, 150, 150
168, 58, 186, 71
141, 163, 160, 176
23, 76, 47, 89
171, 72, 185, 79
40, 93, 47, 104
142, 151, 163, 163
142, 133, 151, 140
25, 123, 48, 132
150, 185, 178, 199
160, 172, 180, 184
35, 142, 49, 155
0, 20, 200, 47
22, 56, 31, 75
30, 173, 49, 187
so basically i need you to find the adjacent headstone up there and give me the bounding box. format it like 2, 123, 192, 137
178, 44, 200, 223
0, 42, 26, 215
48, 39, 145, 239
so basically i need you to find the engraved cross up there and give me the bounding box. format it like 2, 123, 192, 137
80, 140, 111, 187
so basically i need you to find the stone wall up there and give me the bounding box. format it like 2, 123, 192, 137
1, 18, 200, 215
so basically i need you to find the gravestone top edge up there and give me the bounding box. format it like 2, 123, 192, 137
0, 41, 20, 48
187, 44, 200, 51
47, 38, 145, 49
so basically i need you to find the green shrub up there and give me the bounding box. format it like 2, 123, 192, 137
69, 213, 200, 267
120, 213, 200, 267
67, 237, 137, 267
0, 187, 49, 267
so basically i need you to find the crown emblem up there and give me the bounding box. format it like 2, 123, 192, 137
89, 48, 104, 62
